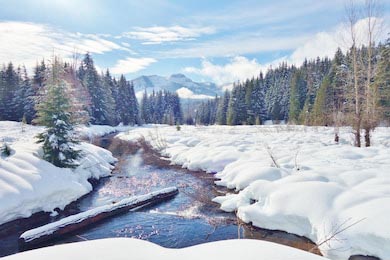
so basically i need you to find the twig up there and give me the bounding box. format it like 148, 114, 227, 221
75, 234, 89, 241
309, 218, 365, 253
294, 147, 301, 171
205, 225, 217, 240
265, 145, 280, 168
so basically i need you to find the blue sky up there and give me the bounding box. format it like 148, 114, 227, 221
0, 0, 389, 86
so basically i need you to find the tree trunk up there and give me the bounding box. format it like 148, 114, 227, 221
364, 127, 371, 147
354, 114, 361, 147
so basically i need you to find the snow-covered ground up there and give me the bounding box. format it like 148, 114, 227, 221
118, 125, 390, 260
0, 121, 117, 226
5, 238, 329, 260
76, 123, 136, 141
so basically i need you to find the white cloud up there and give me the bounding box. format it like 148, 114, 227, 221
189, 0, 347, 31
184, 56, 265, 86
163, 17, 388, 60
176, 87, 214, 99
121, 42, 131, 47
163, 34, 308, 58
121, 26, 215, 44
0, 21, 132, 68
183, 17, 389, 85
288, 17, 388, 65
110, 57, 157, 75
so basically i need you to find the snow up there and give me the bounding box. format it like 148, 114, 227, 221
0, 121, 117, 226
20, 187, 178, 242
118, 124, 390, 260
5, 238, 329, 260
176, 87, 214, 99
76, 123, 136, 141
131, 74, 221, 98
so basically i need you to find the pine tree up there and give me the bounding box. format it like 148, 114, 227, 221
33, 60, 46, 88
299, 99, 311, 125
288, 70, 306, 123
216, 90, 230, 125
105, 70, 120, 125
272, 100, 282, 123
171, 92, 183, 124
244, 79, 255, 124
289, 72, 301, 123
0, 62, 19, 120
78, 53, 115, 125
251, 74, 266, 124
12, 66, 34, 122
227, 85, 238, 125
116, 76, 139, 125
140, 90, 150, 124
196, 101, 210, 125
375, 37, 390, 122
35, 57, 81, 168
21, 67, 36, 123
312, 76, 332, 125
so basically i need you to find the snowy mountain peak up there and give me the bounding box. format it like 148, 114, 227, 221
132, 74, 221, 99
169, 73, 186, 79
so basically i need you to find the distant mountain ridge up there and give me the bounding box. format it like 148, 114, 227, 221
131, 73, 221, 99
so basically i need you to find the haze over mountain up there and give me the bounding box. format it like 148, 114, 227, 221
132, 73, 222, 99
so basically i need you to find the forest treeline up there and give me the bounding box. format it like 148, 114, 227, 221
195, 38, 390, 146
0, 53, 183, 126
0, 38, 389, 148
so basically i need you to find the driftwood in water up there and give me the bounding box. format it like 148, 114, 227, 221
19, 187, 178, 249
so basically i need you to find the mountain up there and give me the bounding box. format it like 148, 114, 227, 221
131, 73, 221, 99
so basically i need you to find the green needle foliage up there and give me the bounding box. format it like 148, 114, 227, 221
35, 57, 81, 168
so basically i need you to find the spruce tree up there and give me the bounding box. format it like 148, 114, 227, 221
226, 85, 238, 125
0, 63, 19, 121
289, 72, 301, 123
116, 76, 139, 125
171, 92, 183, 124
35, 57, 81, 168
216, 90, 230, 125
375, 37, 390, 122
272, 100, 282, 123
79, 53, 115, 125
140, 90, 150, 124
288, 70, 306, 123
104, 70, 120, 125
312, 76, 332, 125
251, 74, 267, 124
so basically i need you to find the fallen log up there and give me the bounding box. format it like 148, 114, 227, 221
19, 187, 178, 249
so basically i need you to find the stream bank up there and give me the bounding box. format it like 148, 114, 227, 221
0, 133, 320, 257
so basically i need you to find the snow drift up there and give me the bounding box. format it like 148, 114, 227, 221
4, 238, 329, 260
0, 122, 117, 226
118, 125, 390, 260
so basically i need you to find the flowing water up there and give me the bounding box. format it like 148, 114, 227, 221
0, 135, 319, 257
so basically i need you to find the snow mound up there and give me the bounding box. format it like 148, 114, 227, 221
0, 121, 117, 225
76, 124, 136, 140
4, 238, 329, 260
118, 124, 390, 260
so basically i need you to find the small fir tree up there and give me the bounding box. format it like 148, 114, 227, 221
35, 57, 81, 168
1, 142, 11, 157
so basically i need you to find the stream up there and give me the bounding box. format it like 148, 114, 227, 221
0, 134, 319, 257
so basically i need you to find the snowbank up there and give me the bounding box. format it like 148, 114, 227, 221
118, 125, 390, 260
76, 124, 136, 140
0, 121, 117, 226
4, 238, 329, 260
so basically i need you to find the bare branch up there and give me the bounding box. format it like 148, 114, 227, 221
309, 218, 365, 253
